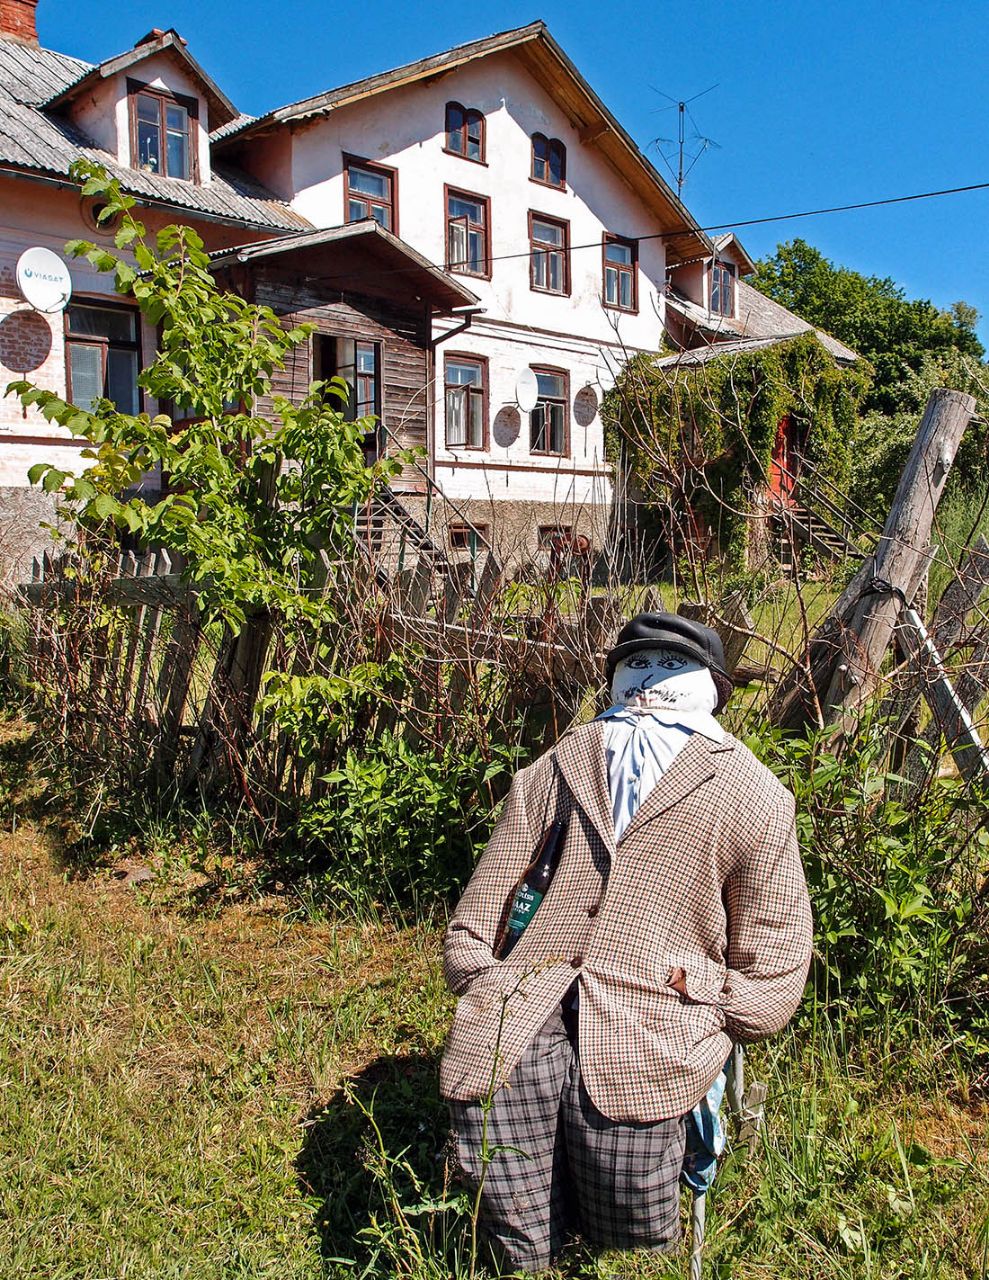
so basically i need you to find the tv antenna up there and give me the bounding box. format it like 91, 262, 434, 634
648, 83, 720, 199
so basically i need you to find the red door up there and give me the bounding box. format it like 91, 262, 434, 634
769, 415, 801, 505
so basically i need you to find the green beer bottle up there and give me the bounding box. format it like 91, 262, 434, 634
496, 821, 568, 959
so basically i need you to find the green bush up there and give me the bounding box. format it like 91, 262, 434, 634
292, 732, 523, 910
746, 717, 989, 1052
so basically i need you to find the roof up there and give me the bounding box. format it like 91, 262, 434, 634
712, 232, 756, 276
0, 36, 310, 233
213, 21, 712, 266
209, 220, 481, 313
665, 278, 858, 364
654, 335, 799, 370
44, 29, 238, 128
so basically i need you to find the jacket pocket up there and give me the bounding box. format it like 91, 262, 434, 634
668, 960, 728, 1011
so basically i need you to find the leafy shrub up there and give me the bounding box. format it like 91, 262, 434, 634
747, 717, 989, 1051
292, 732, 524, 910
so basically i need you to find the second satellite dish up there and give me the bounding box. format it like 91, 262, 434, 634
514, 367, 538, 414
16, 247, 72, 314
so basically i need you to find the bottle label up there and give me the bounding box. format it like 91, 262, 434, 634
507, 885, 544, 934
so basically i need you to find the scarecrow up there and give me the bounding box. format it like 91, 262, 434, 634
440, 612, 812, 1273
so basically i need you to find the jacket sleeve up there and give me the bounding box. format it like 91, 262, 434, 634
720, 788, 813, 1043
442, 769, 536, 996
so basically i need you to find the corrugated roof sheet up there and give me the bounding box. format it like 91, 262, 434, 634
655, 336, 795, 369
214, 22, 548, 142
211, 112, 256, 143
734, 280, 859, 362
0, 37, 309, 233
0, 39, 86, 103
210, 220, 481, 311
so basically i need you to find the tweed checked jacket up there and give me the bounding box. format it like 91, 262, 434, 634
440, 719, 812, 1122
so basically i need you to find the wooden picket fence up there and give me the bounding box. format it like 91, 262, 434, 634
14, 539, 634, 803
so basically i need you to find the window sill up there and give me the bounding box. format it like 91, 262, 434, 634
529, 175, 567, 192
443, 148, 488, 166
530, 284, 571, 298
603, 301, 639, 315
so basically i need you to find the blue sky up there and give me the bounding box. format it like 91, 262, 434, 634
41, 0, 989, 350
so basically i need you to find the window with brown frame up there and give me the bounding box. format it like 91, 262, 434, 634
710, 260, 736, 316
531, 133, 566, 188
603, 234, 638, 312
344, 156, 397, 231
65, 301, 141, 415
529, 367, 569, 457
315, 334, 382, 460
449, 522, 490, 551
445, 188, 490, 277
128, 81, 196, 181
444, 354, 487, 448
529, 214, 569, 295
445, 102, 485, 162
538, 524, 573, 546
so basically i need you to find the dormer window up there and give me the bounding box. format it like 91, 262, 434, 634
129, 81, 197, 181
710, 260, 735, 317
531, 133, 566, 189
445, 102, 485, 163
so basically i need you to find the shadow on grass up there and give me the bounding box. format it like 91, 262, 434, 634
297, 1050, 456, 1269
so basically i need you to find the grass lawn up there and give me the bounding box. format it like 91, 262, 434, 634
0, 719, 986, 1279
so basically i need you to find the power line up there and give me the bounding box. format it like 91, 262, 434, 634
225, 177, 989, 294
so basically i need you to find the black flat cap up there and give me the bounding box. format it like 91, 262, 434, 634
605, 611, 734, 712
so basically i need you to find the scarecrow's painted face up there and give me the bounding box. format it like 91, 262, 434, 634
611, 647, 717, 713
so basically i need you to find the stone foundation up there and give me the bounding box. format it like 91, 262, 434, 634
402, 496, 613, 576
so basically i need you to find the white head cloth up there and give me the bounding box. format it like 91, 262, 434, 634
610, 647, 719, 716
601, 647, 724, 840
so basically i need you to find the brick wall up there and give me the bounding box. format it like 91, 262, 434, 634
0, 0, 37, 43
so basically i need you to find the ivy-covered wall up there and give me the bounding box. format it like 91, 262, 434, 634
603, 333, 872, 568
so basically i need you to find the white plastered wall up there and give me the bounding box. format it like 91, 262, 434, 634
70, 53, 213, 184
282, 49, 673, 507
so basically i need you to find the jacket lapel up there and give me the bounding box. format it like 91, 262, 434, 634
553, 720, 616, 857
618, 733, 734, 845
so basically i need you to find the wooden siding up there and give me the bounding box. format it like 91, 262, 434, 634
253, 271, 431, 493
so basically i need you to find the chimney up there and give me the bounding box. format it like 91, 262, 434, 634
0, 0, 38, 43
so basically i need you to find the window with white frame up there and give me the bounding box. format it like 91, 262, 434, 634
529, 367, 568, 456
710, 260, 735, 316
444, 355, 486, 448
129, 82, 194, 180
446, 189, 490, 277
603, 235, 637, 311
529, 215, 569, 295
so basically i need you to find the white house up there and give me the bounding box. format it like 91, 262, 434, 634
0, 6, 717, 574
214, 23, 712, 561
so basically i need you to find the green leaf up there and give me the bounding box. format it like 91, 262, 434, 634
40, 468, 67, 493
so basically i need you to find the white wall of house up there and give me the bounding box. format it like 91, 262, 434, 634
70, 53, 214, 184
276, 49, 674, 508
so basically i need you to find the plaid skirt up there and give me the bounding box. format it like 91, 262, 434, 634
449, 1000, 685, 1274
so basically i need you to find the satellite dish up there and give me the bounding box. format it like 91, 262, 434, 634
515, 367, 538, 414
16, 247, 72, 314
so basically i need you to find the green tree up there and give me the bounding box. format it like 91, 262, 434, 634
751, 239, 985, 415
6, 161, 405, 630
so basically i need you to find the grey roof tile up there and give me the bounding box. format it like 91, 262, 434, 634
0, 37, 308, 233
665, 279, 859, 364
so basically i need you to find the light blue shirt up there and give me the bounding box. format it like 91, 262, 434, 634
596, 705, 724, 842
